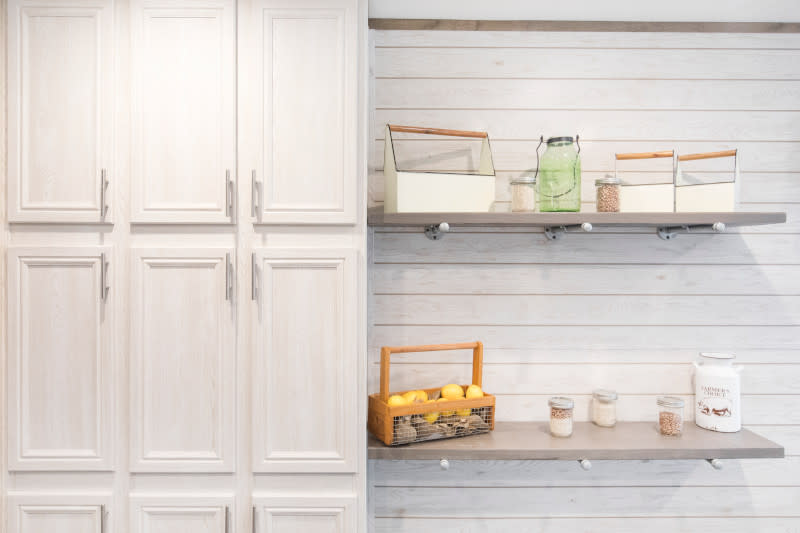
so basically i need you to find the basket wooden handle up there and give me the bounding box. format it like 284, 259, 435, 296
616, 151, 674, 160
388, 124, 488, 139
379, 342, 484, 403
679, 149, 737, 161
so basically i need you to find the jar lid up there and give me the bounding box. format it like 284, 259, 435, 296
548, 396, 574, 409
593, 389, 618, 401
547, 136, 574, 144
511, 176, 537, 184
700, 352, 735, 360
595, 176, 621, 186
657, 396, 685, 408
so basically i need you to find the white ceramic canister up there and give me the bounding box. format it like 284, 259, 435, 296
693, 352, 742, 432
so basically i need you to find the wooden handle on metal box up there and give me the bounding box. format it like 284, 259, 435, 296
379, 342, 484, 402
616, 151, 674, 160
388, 124, 488, 139
678, 149, 737, 161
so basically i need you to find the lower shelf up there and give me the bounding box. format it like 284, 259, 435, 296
367, 421, 784, 461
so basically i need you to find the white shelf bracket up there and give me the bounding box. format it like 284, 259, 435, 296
658, 222, 726, 240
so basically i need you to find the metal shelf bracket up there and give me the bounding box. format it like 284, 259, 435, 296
424, 222, 450, 240
544, 222, 593, 240
657, 222, 726, 240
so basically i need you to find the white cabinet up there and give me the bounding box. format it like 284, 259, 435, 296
130, 495, 232, 533
6, 0, 114, 223
244, 0, 357, 225
7, 494, 110, 533
254, 496, 356, 533
252, 248, 357, 473
130, 248, 235, 472
6, 247, 114, 471
130, 0, 236, 223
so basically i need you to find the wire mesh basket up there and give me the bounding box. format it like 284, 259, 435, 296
367, 342, 496, 446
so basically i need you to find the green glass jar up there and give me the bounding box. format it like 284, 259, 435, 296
537, 136, 581, 212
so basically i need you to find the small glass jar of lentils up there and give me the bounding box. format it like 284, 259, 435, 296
548, 396, 574, 437
657, 396, 684, 436
595, 176, 621, 212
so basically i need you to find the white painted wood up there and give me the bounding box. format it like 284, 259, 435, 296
7, 493, 111, 533
7, 0, 114, 223
246, 0, 357, 224
130, 495, 232, 533
130, 0, 236, 223
130, 248, 235, 472
6, 247, 114, 471
252, 248, 357, 473
254, 495, 356, 533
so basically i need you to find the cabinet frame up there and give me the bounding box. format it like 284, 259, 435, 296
7, 493, 112, 533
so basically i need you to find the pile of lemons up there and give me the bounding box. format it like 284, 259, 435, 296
387, 384, 484, 423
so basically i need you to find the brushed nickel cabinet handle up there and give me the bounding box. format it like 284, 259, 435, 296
224, 505, 229, 533
100, 504, 106, 533
225, 253, 233, 301
226, 169, 234, 218
251, 252, 258, 301
100, 169, 109, 219
100, 253, 109, 301
251, 170, 259, 217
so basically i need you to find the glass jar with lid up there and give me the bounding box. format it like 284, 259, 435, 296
510, 176, 537, 212
657, 396, 684, 436
537, 136, 582, 212
592, 389, 618, 427
548, 396, 574, 437
595, 176, 621, 212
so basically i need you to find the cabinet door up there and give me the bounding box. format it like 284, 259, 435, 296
130, 496, 231, 533
252, 248, 357, 472
7, 0, 114, 223
255, 496, 355, 533
130, 0, 236, 223
7, 247, 114, 471
245, 0, 357, 224
7, 494, 110, 533
130, 248, 235, 472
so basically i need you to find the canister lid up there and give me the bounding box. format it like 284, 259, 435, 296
548, 396, 574, 409
657, 396, 685, 408
700, 352, 735, 360
595, 176, 621, 186
511, 176, 537, 184
593, 389, 618, 401
547, 136, 574, 144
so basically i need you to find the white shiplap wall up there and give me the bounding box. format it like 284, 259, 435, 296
368, 29, 800, 532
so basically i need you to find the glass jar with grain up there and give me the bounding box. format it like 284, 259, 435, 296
510, 176, 537, 212
595, 176, 621, 212
548, 396, 574, 437
657, 396, 684, 436
592, 389, 618, 427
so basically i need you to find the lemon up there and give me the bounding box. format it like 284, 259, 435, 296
456, 408, 472, 417
388, 394, 409, 407
402, 390, 419, 403
466, 384, 484, 399
441, 383, 465, 400
437, 397, 455, 416
423, 400, 440, 423
415, 390, 429, 402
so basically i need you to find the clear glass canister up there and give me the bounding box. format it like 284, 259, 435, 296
538, 136, 581, 212
592, 389, 618, 427
657, 396, 684, 436
510, 176, 536, 212
595, 176, 621, 212
549, 396, 574, 437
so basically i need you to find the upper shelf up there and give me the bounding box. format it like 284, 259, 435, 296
368, 421, 784, 462
367, 208, 787, 240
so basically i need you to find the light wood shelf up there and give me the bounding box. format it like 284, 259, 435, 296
368, 421, 784, 461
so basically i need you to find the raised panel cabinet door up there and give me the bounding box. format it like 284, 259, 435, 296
7, 247, 114, 471
246, 0, 357, 224
130, 248, 235, 472
130, 0, 236, 223
7, 494, 110, 533
130, 496, 232, 533
7, 0, 114, 223
254, 496, 356, 533
252, 248, 357, 473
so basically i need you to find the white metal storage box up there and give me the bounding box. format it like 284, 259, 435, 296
383, 124, 496, 213
616, 150, 676, 213
675, 150, 739, 212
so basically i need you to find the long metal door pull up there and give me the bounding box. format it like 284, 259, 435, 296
100, 253, 109, 301
251, 169, 259, 217
226, 170, 233, 218
100, 169, 109, 219
251, 252, 258, 300
225, 253, 233, 300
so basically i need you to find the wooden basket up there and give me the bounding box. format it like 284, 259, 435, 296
367, 342, 496, 446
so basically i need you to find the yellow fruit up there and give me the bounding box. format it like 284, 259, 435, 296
423, 400, 440, 423
402, 390, 419, 403
415, 390, 429, 402
441, 383, 465, 400
437, 397, 455, 416
388, 394, 409, 407
456, 408, 472, 417
466, 384, 484, 399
